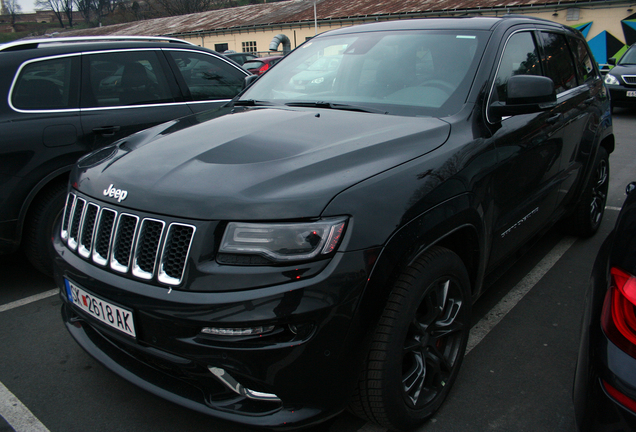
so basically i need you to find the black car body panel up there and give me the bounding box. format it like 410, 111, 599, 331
75, 107, 450, 221
53, 18, 613, 430
574, 187, 636, 431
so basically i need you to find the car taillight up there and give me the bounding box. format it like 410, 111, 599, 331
601, 267, 636, 358
258, 63, 270, 74
603, 379, 636, 413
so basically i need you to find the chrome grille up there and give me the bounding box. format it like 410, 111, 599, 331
61, 192, 195, 286
623, 75, 636, 84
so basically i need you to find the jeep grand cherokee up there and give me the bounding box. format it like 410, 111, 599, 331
53, 17, 613, 431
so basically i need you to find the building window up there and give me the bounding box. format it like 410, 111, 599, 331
215, 43, 229, 52
566, 8, 580, 21
242, 41, 257, 53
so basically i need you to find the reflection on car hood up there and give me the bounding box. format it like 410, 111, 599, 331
73, 107, 450, 220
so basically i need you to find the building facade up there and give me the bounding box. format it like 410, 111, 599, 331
56, 0, 636, 65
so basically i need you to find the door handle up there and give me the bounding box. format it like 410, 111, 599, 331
584, 97, 595, 106
546, 113, 562, 124
93, 126, 121, 136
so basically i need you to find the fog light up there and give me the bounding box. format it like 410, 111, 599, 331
201, 325, 275, 336
209, 367, 281, 402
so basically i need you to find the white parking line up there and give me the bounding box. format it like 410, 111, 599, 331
0, 289, 58, 313
466, 236, 577, 354
0, 377, 50, 432
0, 290, 58, 432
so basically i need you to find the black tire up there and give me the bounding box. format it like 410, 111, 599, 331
566, 147, 609, 238
349, 246, 471, 431
22, 181, 68, 277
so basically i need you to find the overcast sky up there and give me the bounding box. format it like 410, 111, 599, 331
17, 0, 36, 13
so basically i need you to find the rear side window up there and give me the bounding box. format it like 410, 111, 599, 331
569, 35, 597, 83
168, 51, 245, 101
12, 56, 80, 110
493, 31, 542, 103
539, 32, 577, 94
84, 51, 175, 108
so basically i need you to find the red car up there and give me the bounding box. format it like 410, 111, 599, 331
242, 55, 283, 75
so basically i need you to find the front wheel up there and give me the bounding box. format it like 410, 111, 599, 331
349, 246, 471, 431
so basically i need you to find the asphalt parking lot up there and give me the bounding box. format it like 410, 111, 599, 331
1, 110, 635, 432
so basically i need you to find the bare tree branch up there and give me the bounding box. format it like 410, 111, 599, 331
4, 0, 22, 26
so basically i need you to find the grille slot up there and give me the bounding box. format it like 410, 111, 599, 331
159, 224, 196, 285
60, 192, 75, 241
93, 209, 117, 266
133, 219, 165, 280
61, 193, 195, 286
78, 203, 99, 258
67, 198, 86, 251
623, 75, 636, 85
111, 214, 139, 273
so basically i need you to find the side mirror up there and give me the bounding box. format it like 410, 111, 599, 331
244, 74, 259, 89
489, 75, 557, 119
626, 182, 636, 195
608, 58, 617, 66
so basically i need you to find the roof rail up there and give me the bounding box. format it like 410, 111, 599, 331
0, 35, 196, 52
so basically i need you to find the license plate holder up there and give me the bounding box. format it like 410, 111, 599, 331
65, 279, 136, 338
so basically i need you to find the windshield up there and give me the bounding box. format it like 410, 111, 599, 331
240, 29, 487, 117
619, 47, 636, 65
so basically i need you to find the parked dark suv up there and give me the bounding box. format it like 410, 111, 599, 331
0, 36, 249, 275
53, 17, 613, 431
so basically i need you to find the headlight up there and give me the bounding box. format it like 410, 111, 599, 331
220, 217, 347, 262
605, 74, 620, 85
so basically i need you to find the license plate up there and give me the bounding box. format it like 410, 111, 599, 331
627, 91, 636, 97
65, 279, 136, 338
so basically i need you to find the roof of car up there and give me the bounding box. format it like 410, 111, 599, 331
322, 15, 566, 35
0, 36, 198, 54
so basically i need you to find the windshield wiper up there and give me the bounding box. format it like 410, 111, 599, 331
285, 101, 388, 114
233, 99, 273, 107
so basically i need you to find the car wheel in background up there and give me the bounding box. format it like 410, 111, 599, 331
22, 181, 67, 276
349, 246, 471, 431
566, 147, 609, 238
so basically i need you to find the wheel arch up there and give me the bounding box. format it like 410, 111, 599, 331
17, 166, 71, 245
600, 133, 615, 155
357, 194, 486, 337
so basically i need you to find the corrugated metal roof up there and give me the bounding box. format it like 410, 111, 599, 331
54, 0, 609, 37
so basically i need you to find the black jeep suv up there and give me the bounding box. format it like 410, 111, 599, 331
0, 36, 248, 275
53, 17, 613, 431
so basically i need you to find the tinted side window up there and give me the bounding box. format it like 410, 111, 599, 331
540, 32, 577, 93
493, 32, 541, 103
168, 51, 245, 101
12, 56, 80, 110
84, 51, 174, 107
569, 35, 597, 83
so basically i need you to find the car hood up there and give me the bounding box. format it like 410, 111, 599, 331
611, 64, 636, 76
73, 106, 450, 220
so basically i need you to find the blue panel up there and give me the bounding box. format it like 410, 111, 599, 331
588, 31, 608, 64
576, 22, 592, 38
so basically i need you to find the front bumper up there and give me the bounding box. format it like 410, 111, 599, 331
607, 84, 636, 108
574, 335, 636, 432
54, 233, 378, 429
